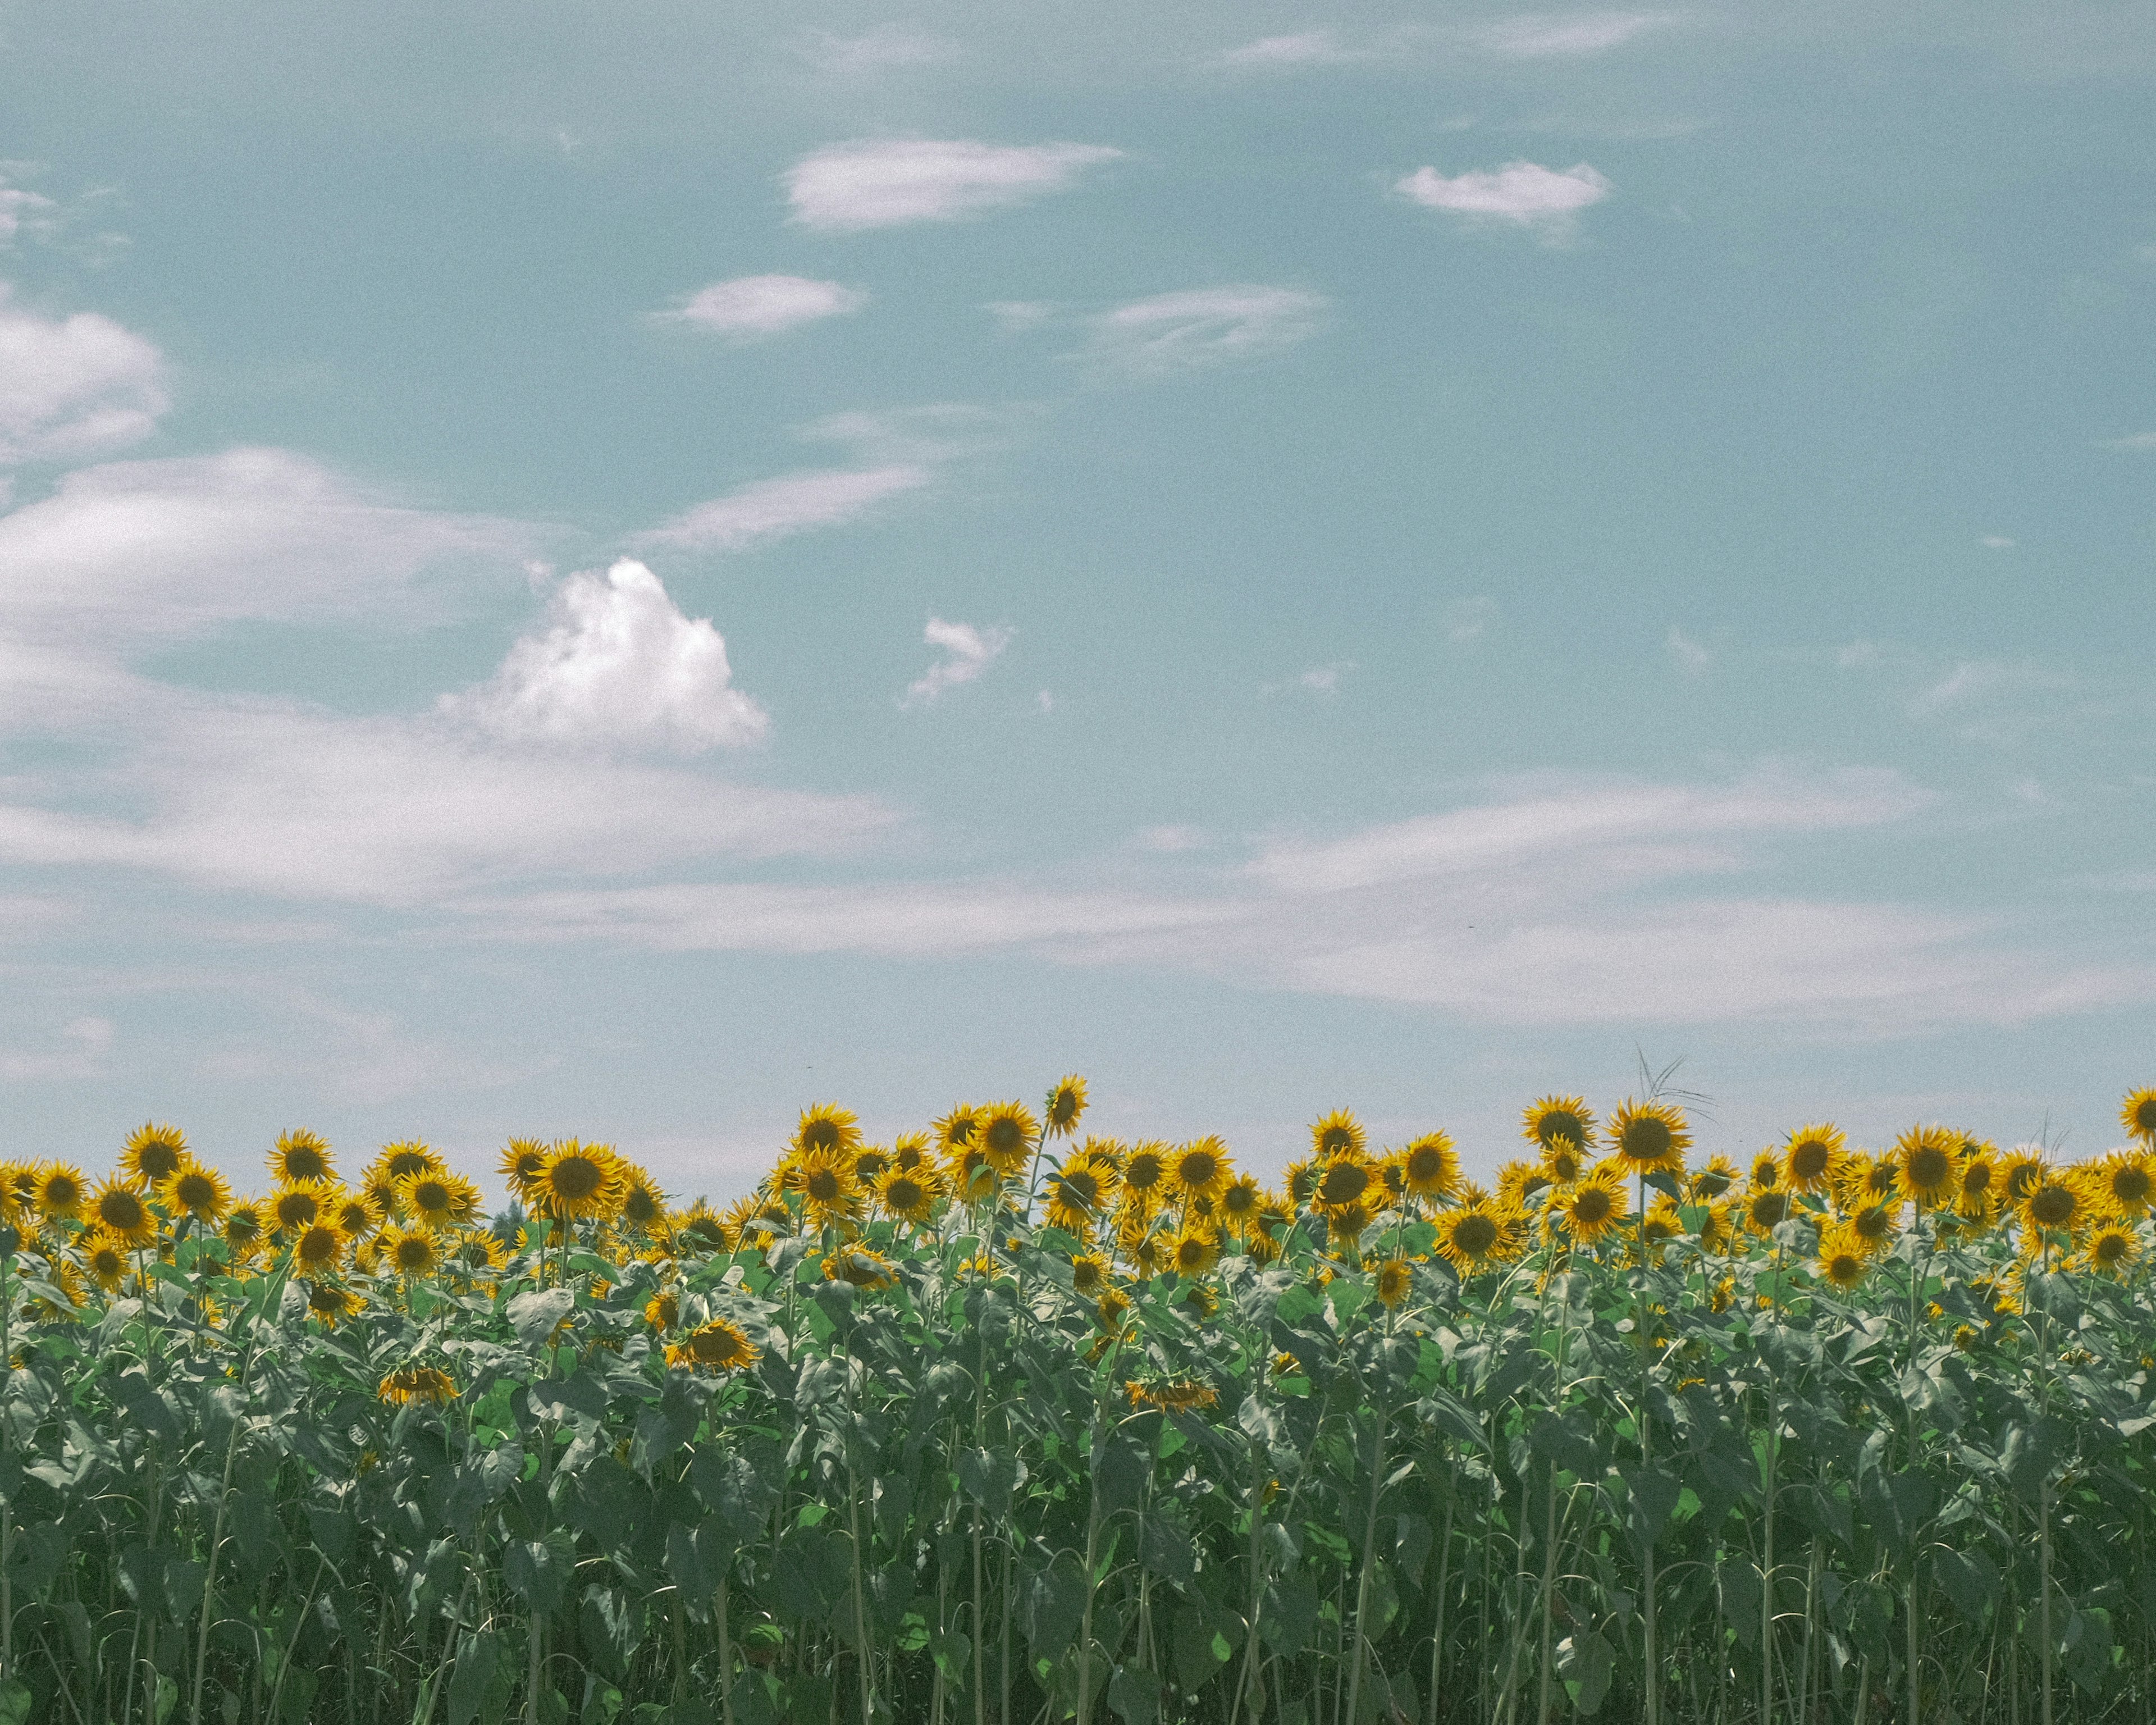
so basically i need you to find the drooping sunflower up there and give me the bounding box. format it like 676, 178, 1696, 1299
263, 1128, 334, 1187
1551, 1167, 1629, 1247
1433, 1199, 1511, 1273
2121, 1086, 2156, 1147
379, 1366, 458, 1407
1374, 1256, 1414, 1309
160, 1162, 232, 1226
876, 1164, 943, 1226
381, 1225, 442, 1277
794, 1103, 863, 1160
2081, 1222, 2140, 1277
121, 1122, 189, 1188
1168, 1137, 1231, 1207
1397, 1131, 1461, 1203
1816, 1225, 1871, 1291
1897, 1125, 1961, 1211
1523, 1096, 1595, 1154
822, 1244, 899, 1291
1169, 1226, 1221, 1279
1070, 1251, 1109, 1296
978, 1102, 1039, 1178
1606, 1099, 1690, 1179
2090, 1149, 2155, 1220
77, 1230, 130, 1292
1688, 1154, 1740, 1201
1044, 1075, 1088, 1139
90, 1179, 158, 1249
1782, 1124, 1846, 1194
1120, 1143, 1169, 1212
398, 1170, 482, 1233
1310, 1110, 1367, 1161
31, 1162, 89, 1222
667, 1317, 759, 1373
304, 1280, 364, 1326
536, 1142, 625, 1223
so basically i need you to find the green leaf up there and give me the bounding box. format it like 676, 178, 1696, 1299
446, 1628, 499, 1725
505, 1534, 575, 1615
957, 1446, 1026, 1514
1107, 1665, 1162, 1725
1557, 1630, 1614, 1715
1615, 1461, 1682, 1545
507, 1288, 576, 1348
1022, 1549, 1089, 1662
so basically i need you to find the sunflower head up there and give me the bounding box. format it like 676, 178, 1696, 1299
382, 1226, 441, 1277
978, 1102, 1039, 1176
269, 1180, 335, 1239
92, 1179, 158, 1249
293, 1222, 348, 1275
1169, 1226, 1221, 1279
1523, 1096, 1595, 1154
32, 1163, 89, 1222
1324, 1202, 1371, 1250
876, 1165, 943, 1225
616, 1166, 666, 1230
1310, 1154, 1375, 1218
1070, 1251, 1109, 1296
1310, 1110, 1367, 1161
823, 1244, 900, 1291
1434, 1202, 1508, 1271
1817, 1226, 1870, 1291
399, 1170, 480, 1232
372, 1140, 439, 1183
1744, 1186, 1791, 1236
934, 1105, 983, 1154
1688, 1155, 1740, 1201
1607, 1100, 1690, 1177
1121, 1144, 1168, 1207
1399, 1131, 1461, 1201
950, 1146, 1001, 1207
1783, 1124, 1846, 1193
2082, 1223, 2140, 1277
667, 1317, 759, 1373
1216, 1174, 1263, 1234
537, 1142, 625, 1223
2095, 1151, 2154, 1219
1169, 1137, 1231, 1205
304, 1280, 364, 1327
1847, 1200, 1898, 1252
161, 1162, 232, 1225
259, 1130, 335, 1189
1555, 1169, 1629, 1245
122, 1123, 189, 1188
1956, 1147, 1999, 1220
645, 1289, 680, 1331
1044, 1075, 1088, 1139
1896, 1125, 1960, 1208
378, 1366, 458, 1407
1999, 1148, 2048, 1202
498, 1139, 550, 1201
1374, 1256, 1414, 1309
1539, 1135, 1586, 1186
2020, 1176, 2084, 1239
1750, 1151, 1781, 1190
1496, 1161, 1550, 1214
2121, 1087, 2156, 1147
794, 1103, 862, 1161
890, 1133, 931, 1172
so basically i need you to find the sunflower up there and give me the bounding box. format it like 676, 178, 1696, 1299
1126, 1379, 1217, 1414
451, 1230, 507, 1279
77, 1230, 129, 1293
1743, 1185, 1792, 1236
90, 1179, 158, 1249
1847, 1200, 1899, 1256
1045, 1157, 1116, 1231
1551, 1169, 1629, 1247
617, 1166, 667, 1232
1606, 1100, 1690, 1179
794, 1102, 863, 1160
1896, 1125, 1960, 1211
536, 1142, 625, 1223
1688, 1156, 1740, 1201
1523, 1096, 1595, 1154
398, 1170, 482, 1232
1696, 1199, 1738, 1255
1496, 1161, 1550, 1213
2091, 1150, 2155, 1220
949, 1146, 1002, 1207
1816, 1226, 1871, 1291
2018, 1174, 2087, 1242
292, 1221, 349, 1276
1397, 1131, 1461, 1202
1782, 1124, 1846, 1194
302, 1280, 363, 1326
1248, 1203, 1294, 1265
1998, 1148, 2048, 1204
1955, 1146, 2000, 1224
1374, 1256, 1414, 1308
1070, 1252, 1110, 1296
2122, 1087, 2156, 1147
645, 1289, 680, 1331
885, 1134, 930, 1173
224, 1202, 267, 1260
1168, 1137, 1231, 1207
2082, 1223, 2140, 1277
0, 1163, 33, 1221
121, 1122, 189, 1188
1309, 1153, 1377, 1221
1324, 1202, 1371, 1251
31, 1163, 88, 1222
1750, 1151, 1782, 1190
1168, 1226, 1222, 1279
378, 1366, 458, 1407
262, 1131, 337, 1191
1310, 1110, 1367, 1161
1095, 1286, 1134, 1334
978, 1102, 1039, 1178
1281, 1157, 1321, 1210
823, 1244, 900, 1291
876, 1165, 943, 1226
1433, 1201, 1509, 1272
380, 1226, 441, 1276
160, 1162, 231, 1226
268, 1181, 334, 1239
368, 1140, 437, 1184
1833, 1154, 1902, 1214
497, 1139, 549, 1203
1640, 1196, 1684, 1251
1120, 1144, 1169, 1212
1216, 1175, 1263, 1237
667, 1317, 759, 1373
1044, 1075, 1088, 1139
934, 1106, 983, 1154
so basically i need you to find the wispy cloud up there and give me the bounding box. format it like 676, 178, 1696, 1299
1666, 626, 1712, 673
1474, 12, 1675, 57
797, 24, 962, 75
2100, 431, 2156, 451
653, 274, 867, 341
0, 1014, 112, 1081
0, 284, 168, 466
1214, 30, 1369, 69
446, 559, 768, 754
1396, 161, 1613, 239
1088, 285, 1328, 375
630, 466, 932, 555
784, 139, 1121, 232
902, 617, 1012, 708
1446, 596, 1496, 642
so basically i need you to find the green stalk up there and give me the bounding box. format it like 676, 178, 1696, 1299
1424, 1485, 1454, 1725
1341, 1397, 1387, 1725
1637, 1171, 1660, 1725
1536, 1270, 1572, 1725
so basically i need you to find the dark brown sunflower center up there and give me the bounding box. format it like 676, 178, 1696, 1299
1906, 1147, 1953, 1190
1319, 1163, 1370, 1206
1574, 1190, 1614, 1226
2030, 1185, 2075, 1226
552, 1159, 604, 1202
1454, 1212, 1499, 1256
1790, 1140, 1831, 1181
1177, 1152, 1219, 1189
1620, 1119, 1673, 1163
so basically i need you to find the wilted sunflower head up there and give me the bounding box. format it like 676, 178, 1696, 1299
2121, 1087, 2156, 1147
668, 1317, 758, 1373
270, 1129, 336, 1188
1170, 1137, 1230, 1204
1897, 1125, 1960, 1208
122, 1122, 189, 1188
32, 1162, 89, 1221
1399, 1131, 1461, 1200
794, 1102, 862, 1160
1374, 1256, 1414, 1309
378, 1366, 457, 1407
1783, 1124, 1845, 1193
92, 1179, 158, 1249
1044, 1075, 1088, 1138
979, 1102, 1039, 1176
1523, 1096, 1595, 1154
161, 1162, 231, 1224
1607, 1100, 1690, 1178
1310, 1110, 1367, 1161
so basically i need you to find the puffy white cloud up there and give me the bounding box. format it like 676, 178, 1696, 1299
655, 274, 867, 341
630, 465, 931, 554
0, 285, 168, 466
1396, 161, 1612, 236
784, 139, 1121, 231
1089, 285, 1328, 375
902, 616, 1011, 707
451, 559, 767, 754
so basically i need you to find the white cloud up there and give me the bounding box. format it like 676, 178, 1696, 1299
1666, 626, 1711, 672
1135, 824, 1208, 852
655, 274, 867, 341
784, 139, 1121, 232
0, 1014, 112, 1081
1446, 596, 1496, 642
1980, 533, 2016, 549
985, 300, 1057, 332
799, 24, 962, 74
2102, 431, 2156, 450
1297, 662, 1351, 695
1906, 659, 2076, 744
1837, 639, 1881, 669
449, 559, 767, 754
1396, 161, 1613, 238
0, 285, 168, 466
1476, 12, 1674, 56
1088, 285, 1328, 375
630, 465, 931, 555
0, 177, 57, 245
1215, 30, 1367, 68
902, 616, 1011, 708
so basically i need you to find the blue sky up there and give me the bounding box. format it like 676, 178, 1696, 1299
1, 0, 2151, 1199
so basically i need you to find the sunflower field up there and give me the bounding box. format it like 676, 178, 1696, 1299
4, 1082, 2156, 1725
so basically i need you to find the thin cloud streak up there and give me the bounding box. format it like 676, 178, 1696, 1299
784, 139, 1121, 231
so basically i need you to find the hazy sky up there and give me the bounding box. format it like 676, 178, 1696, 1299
2, 0, 2152, 1199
